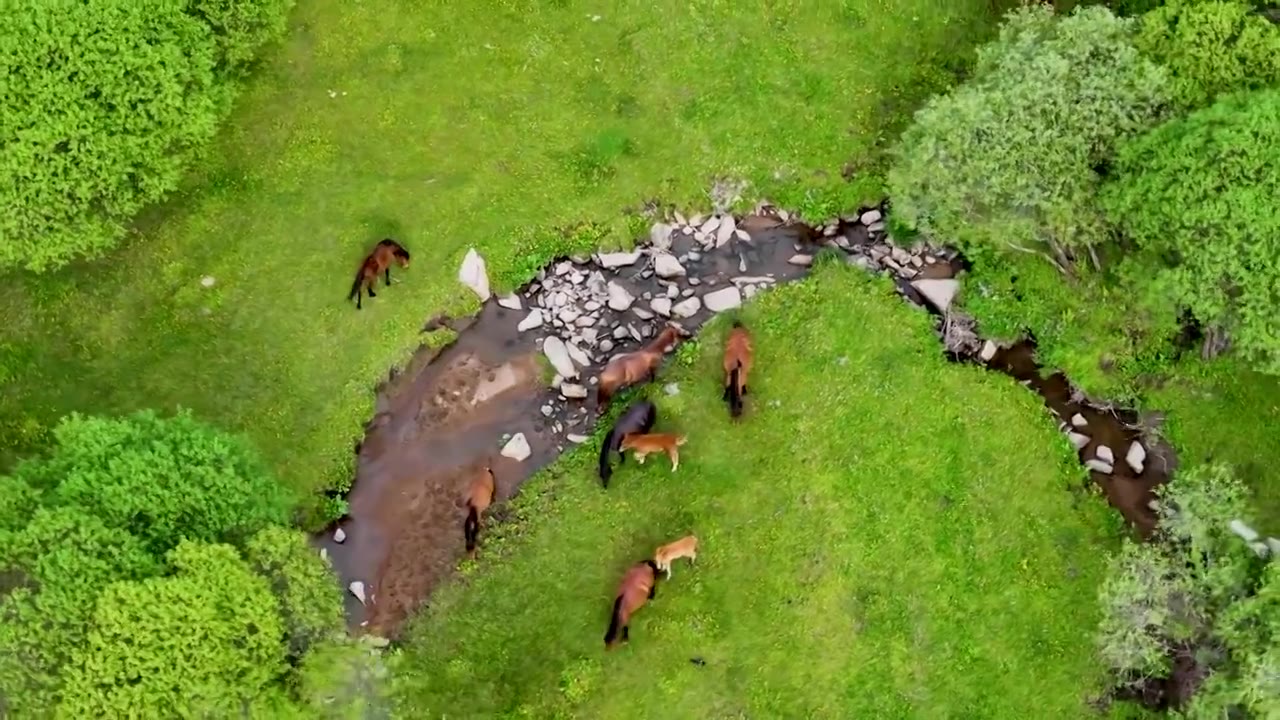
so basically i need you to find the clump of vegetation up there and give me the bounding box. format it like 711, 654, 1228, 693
1134, 0, 1280, 111
0, 410, 364, 715
1096, 463, 1278, 716
888, 4, 1169, 269
0, 0, 295, 272
1101, 87, 1280, 375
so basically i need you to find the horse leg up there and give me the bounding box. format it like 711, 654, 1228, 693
385, 268, 392, 286
670, 449, 678, 472
357, 286, 364, 310
648, 583, 657, 600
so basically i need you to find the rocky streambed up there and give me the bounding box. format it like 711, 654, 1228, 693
316, 200, 1181, 637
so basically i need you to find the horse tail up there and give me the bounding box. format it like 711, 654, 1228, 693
604, 596, 625, 646
464, 506, 480, 552
598, 432, 616, 487
727, 364, 744, 418
348, 270, 364, 301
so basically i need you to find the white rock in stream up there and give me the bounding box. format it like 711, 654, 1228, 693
458, 248, 490, 301
497, 294, 522, 310
909, 278, 958, 312
1067, 432, 1090, 450
979, 340, 998, 362
607, 281, 635, 311
542, 336, 579, 378
699, 216, 720, 235
566, 433, 589, 444
650, 222, 673, 250
650, 297, 673, 317
702, 286, 742, 312
501, 433, 532, 461
566, 341, 591, 368
715, 216, 737, 248
560, 383, 588, 399
1084, 459, 1113, 474
1126, 441, 1147, 474
348, 581, 367, 605
517, 309, 544, 332
860, 209, 883, 226
1071, 413, 1088, 428
788, 254, 813, 267
672, 297, 701, 318
333, 527, 346, 543
596, 250, 642, 269
654, 252, 686, 278
1095, 445, 1115, 464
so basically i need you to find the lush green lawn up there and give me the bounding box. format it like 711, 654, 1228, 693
0, 0, 1016, 520
390, 265, 1121, 718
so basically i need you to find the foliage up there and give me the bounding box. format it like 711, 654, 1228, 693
0, 507, 159, 714
9, 410, 290, 553
1096, 464, 1274, 714
0, 0, 294, 272
1101, 87, 1280, 374
295, 637, 392, 719
1135, 0, 1280, 111
889, 4, 1169, 264
57, 541, 288, 717
245, 525, 345, 659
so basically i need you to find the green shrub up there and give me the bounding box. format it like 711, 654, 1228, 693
1135, 0, 1280, 111
295, 637, 392, 719
888, 4, 1169, 266
245, 525, 346, 659
1096, 464, 1274, 714
0, 0, 293, 272
10, 410, 291, 552
1101, 88, 1280, 374
58, 541, 288, 717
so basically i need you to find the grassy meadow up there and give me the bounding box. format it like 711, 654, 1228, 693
0, 0, 1016, 521
390, 265, 1122, 718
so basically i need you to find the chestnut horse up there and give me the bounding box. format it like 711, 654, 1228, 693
722, 321, 754, 418
348, 239, 411, 310
604, 559, 660, 649
463, 466, 496, 557
596, 325, 684, 404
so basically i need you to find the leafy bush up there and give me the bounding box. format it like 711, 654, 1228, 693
1096, 464, 1275, 714
1135, 0, 1280, 111
1101, 88, 1280, 374
295, 637, 393, 719
888, 4, 1169, 266
245, 525, 346, 659
58, 541, 287, 717
0, 0, 293, 272
10, 410, 291, 552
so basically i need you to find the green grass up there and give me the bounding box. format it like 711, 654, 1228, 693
0, 0, 1017, 521
390, 265, 1121, 718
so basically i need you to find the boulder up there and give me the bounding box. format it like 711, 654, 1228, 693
650, 297, 673, 317
715, 216, 737, 248
650, 222, 673, 250
672, 297, 701, 318
607, 282, 635, 311
1071, 413, 1088, 428
566, 341, 592, 367
1084, 459, 1113, 474
501, 433, 531, 461
702, 286, 742, 312
542, 337, 578, 378
979, 340, 998, 362
348, 581, 367, 605
1096, 445, 1114, 464
860, 209, 882, 226
653, 253, 686, 278
596, 251, 642, 269
333, 528, 346, 543
1126, 442, 1146, 474
517, 309, 544, 332
909, 278, 958, 312
497, 294, 522, 311
633, 307, 654, 320
560, 383, 588, 399
458, 248, 490, 301
787, 254, 813, 267
1067, 432, 1090, 450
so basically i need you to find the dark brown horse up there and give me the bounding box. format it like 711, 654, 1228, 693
596, 325, 684, 404
604, 559, 660, 649
598, 400, 656, 487
463, 466, 496, 558
349, 239, 411, 309
722, 321, 754, 418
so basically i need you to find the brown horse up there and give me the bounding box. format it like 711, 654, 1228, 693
597, 325, 685, 404
463, 466, 496, 558
722, 321, 754, 418
349, 239, 411, 309
604, 559, 660, 649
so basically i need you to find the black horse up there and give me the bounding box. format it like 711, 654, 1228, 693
598, 400, 657, 487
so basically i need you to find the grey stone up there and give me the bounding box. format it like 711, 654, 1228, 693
348, 581, 367, 605
1126, 442, 1146, 475
910, 279, 959, 311
1084, 459, 1113, 474
650, 222, 673, 250
666, 284, 679, 298
735, 229, 751, 243
743, 285, 758, 299
607, 282, 634, 311
1071, 413, 1088, 428
558, 308, 581, 324
575, 315, 596, 327
580, 328, 598, 344
688, 277, 701, 286
681, 288, 694, 298
654, 252, 686, 278
497, 294, 522, 311
542, 337, 578, 378
560, 383, 588, 399
788, 254, 813, 267
715, 215, 737, 248
699, 216, 720, 235
517, 309, 544, 332
641, 324, 654, 338
633, 307, 654, 320
555, 261, 572, 276
567, 433, 589, 444
979, 340, 998, 362
664, 383, 680, 396
599, 339, 614, 353
650, 297, 672, 317
629, 324, 643, 342
458, 248, 490, 301
672, 297, 701, 318
201, 275, 216, 288
596, 251, 642, 269
612, 326, 630, 339
333, 527, 346, 543
702, 286, 742, 312
1096, 445, 1115, 464
501, 433, 531, 461
584, 300, 601, 312
860, 209, 882, 226
848, 255, 876, 271
1067, 432, 1090, 450
687, 251, 701, 261
566, 341, 591, 367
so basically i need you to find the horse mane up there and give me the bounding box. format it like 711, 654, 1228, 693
378, 238, 411, 260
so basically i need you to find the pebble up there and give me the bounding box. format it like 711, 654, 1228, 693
349, 581, 367, 605
560, 384, 588, 399
651, 297, 672, 317
1071, 413, 1088, 428
672, 297, 701, 318
517, 309, 544, 332
1126, 442, 1146, 474
788, 254, 813, 267
1084, 459, 1113, 474
664, 383, 680, 396
501, 432, 532, 461
1095, 445, 1115, 464
333, 528, 346, 543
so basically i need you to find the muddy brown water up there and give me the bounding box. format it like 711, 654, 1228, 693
316, 209, 1173, 640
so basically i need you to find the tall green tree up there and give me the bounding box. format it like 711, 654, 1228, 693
889, 5, 1169, 269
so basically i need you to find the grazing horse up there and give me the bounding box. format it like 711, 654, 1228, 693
722, 321, 754, 418
598, 400, 657, 488
653, 535, 699, 578
463, 466, 496, 557
604, 559, 660, 649
349, 239, 411, 310
596, 325, 685, 404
